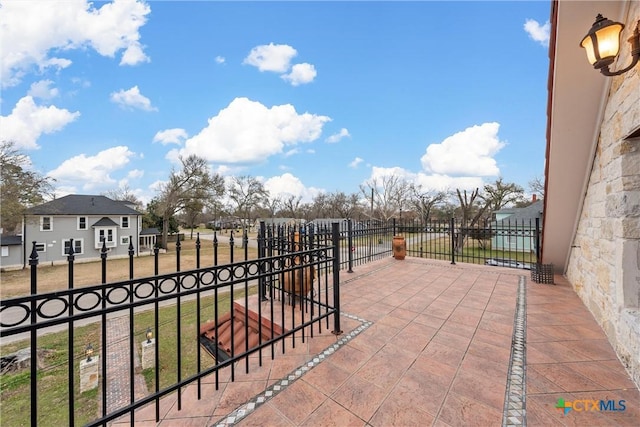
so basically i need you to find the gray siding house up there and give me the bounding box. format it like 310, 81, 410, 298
0, 235, 23, 270
491, 199, 543, 253
23, 195, 142, 266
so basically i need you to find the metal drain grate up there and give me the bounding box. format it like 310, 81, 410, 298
502, 275, 527, 427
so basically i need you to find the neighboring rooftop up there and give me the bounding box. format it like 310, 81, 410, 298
25, 195, 141, 216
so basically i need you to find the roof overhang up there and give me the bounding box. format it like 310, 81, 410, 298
542, 1, 627, 272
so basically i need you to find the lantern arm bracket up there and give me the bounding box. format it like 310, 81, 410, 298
600, 21, 640, 77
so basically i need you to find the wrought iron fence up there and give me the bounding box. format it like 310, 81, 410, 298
0, 223, 342, 427
403, 217, 542, 269
0, 217, 540, 426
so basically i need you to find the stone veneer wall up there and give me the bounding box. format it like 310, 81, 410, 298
566, 3, 640, 389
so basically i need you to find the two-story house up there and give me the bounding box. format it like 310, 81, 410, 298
22, 195, 143, 266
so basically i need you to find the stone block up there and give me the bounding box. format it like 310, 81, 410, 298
141, 339, 155, 370
80, 356, 99, 393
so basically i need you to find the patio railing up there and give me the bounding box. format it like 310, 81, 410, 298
0, 223, 342, 427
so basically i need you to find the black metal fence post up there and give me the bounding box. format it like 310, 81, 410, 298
100, 241, 108, 420
259, 221, 267, 301
450, 217, 456, 265
195, 233, 202, 399
67, 240, 75, 427
331, 222, 342, 335
29, 243, 38, 427
347, 218, 354, 273
535, 217, 541, 263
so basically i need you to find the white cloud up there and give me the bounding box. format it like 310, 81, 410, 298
263, 173, 323, 203
243, 43, 297, 72
284, 148, 300, 157
281, 63, 317, 86
28, 80, 59, 100
47, 146, 136, 191
0, 96, 80, 149
127, 169, 144, 179
110, 86, 157, 111
0, 0, 151, 87
326, 128, 351, 144
153, 128, 188, 145
215, 56, 226, 64
524, 19, 550, 47
420, 122, 504, 177
413, 173, 484, 193
349, 157, 364, 168
173, 97, 330, 164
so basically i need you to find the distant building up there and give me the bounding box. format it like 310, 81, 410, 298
22, 195, 142, 266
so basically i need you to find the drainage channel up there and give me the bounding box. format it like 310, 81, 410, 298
502, 275, 527, 427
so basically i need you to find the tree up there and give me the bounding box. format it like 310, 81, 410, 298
528, 175, 545, 200
156, 155, 225, 248
411, 187, 448, 223
0, 141, 54, 234
454, 188, 489, 252
282, 194, 303, 218
263, 195, 282, 219
480, 178, 525, 215
327, 191, 362, 218
227, 175, 269, 234
102, 185, 144, 211
183, 199, 204, 239
359, 174, 413, 221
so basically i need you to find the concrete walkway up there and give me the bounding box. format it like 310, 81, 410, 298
109, 257, 640, 426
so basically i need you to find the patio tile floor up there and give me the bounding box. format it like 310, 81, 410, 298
110, 257, 639, 426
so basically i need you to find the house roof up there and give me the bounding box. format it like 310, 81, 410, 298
542, 1, 629, 272
140, 228, 160, 235
92, 217, 119, 227
0, 235, 22, 246
495, 200, 544, 224
25, 195, 140, 216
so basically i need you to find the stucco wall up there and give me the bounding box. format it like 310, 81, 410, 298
566, 3, 640, 388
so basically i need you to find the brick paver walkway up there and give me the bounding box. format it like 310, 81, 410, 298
105, 316, 148, 414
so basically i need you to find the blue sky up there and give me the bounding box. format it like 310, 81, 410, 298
1, 0, 551, 206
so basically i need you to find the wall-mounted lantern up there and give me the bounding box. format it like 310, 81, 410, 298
580, 14, 640, 76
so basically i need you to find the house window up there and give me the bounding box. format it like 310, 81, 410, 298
1, 247, 8, 257
35, 243, 46, 252
63, 239, 83, 255
78, 217, 87, 230
121, 217, 129, 228
95, 228, 117, 248
41, 216, 52, 231
121, 236, 130, 245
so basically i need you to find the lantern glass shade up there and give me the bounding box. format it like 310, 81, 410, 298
581, 19, 624, 65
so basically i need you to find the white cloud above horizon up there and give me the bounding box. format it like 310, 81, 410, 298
244, 43, 316, 85
326, 128, 351, 144
0, 0, 151, 88
524, 19, 550, 47
153, 128, 188, 145
420, 122, 504, 177
47, 146, 137, 192
0, 96, 80, 150
349, 157, 364, 168
110, 86, 157, 111
170, 97, 330, 164
281, 63, 317, 86
263, 173, 323, 203
28, 80, 59, 100
244, 43, 297, 73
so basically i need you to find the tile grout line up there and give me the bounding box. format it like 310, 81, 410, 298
211, 311, 373, 427
502, 275, 527, 427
